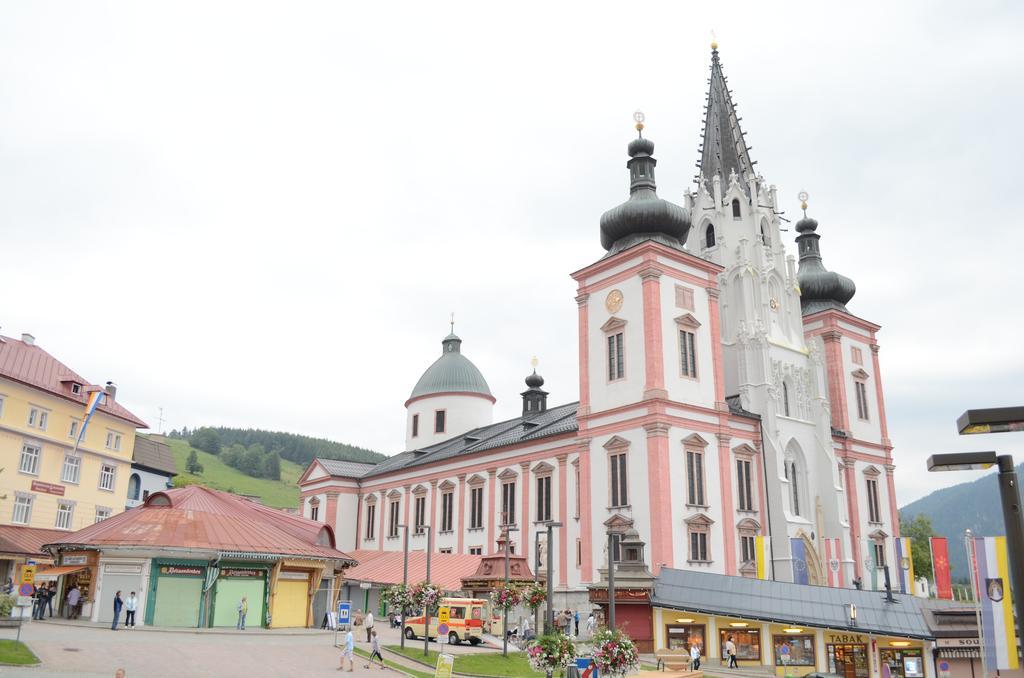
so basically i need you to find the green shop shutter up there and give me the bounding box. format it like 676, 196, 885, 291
213, 577, 266, 627
152, 576, 204, 627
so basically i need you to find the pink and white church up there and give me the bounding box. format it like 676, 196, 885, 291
299, 45, 901, 607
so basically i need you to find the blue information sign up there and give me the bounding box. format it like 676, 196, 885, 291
337, 601, 351, 624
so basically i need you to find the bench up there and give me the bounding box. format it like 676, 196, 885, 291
655, 649, 695, 671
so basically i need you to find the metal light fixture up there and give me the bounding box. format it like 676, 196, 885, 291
783, 628, 803, 634
890, 641, 911, 647
729, 622, 749, 627
956, 407, 1024, 435
926, 451, 998, 472
676, 618, 696, 624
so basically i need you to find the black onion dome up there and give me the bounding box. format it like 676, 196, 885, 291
600, 134, 691, 252
795, 215, 856, 315
525, 370, 544, 388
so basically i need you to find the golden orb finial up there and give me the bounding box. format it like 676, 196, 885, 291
633, 109, 645, 133
798, 190, 809, 216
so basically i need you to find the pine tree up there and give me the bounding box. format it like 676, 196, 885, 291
262, 451, 282, 481
186, 449, 204, 475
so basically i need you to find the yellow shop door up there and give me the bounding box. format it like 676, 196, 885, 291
273, 577, 309, 628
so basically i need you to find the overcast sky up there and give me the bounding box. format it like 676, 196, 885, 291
2, 1, 1022, 506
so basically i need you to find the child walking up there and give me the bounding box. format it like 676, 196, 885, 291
365, 629, 385, 670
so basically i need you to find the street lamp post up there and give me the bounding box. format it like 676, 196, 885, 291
545, 521, 563, 634
399, 524, 409, 650
928, 448, 1024, 653
607, 531, 617, 632
534, 529, 545, 638
503, 524, 520, 657
423, 525, 432, 657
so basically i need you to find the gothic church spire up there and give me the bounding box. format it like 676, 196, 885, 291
698, 42, 756, 188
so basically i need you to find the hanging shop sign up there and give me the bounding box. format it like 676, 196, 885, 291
221, 568, 263, 578
160, 566, 204, 577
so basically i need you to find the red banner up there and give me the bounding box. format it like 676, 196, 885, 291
31, 480, 65, 496
931, 537, 953, 600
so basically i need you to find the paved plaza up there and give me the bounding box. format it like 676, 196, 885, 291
0, 620, 485, 677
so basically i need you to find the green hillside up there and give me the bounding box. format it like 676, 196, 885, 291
164, 438, 304, 509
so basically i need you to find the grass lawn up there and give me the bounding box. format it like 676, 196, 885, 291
0, 640, 39, 665
163, 437, 303, 508
385, 644, 549, 677
353, 646, 433, 678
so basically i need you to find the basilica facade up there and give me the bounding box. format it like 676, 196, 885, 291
299, 45, 900, 604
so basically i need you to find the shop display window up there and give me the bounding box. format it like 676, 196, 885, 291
827, 643, 870, 678
720, 628, 761, 660
774, 635, 815, 666
665, 624, 706, 653
880, 648, 924, 678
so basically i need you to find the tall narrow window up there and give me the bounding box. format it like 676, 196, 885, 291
609, 453, 628, 508
607, 333, 624, 380
19, 444, 40, 475
737, 459, 753, 511
873, 541, 886, 568
866, 478, 881, 523
689, 529, 709, 561
434, 410, 446, 434
741, 535, 756, 563
855, 381, 870, 420
782, 382, 791, 417
790, 461, 801, 516
536, 475, 552, 521
680, 330, 697, 377
574, 467, 581, 519
55, 502, 74, 530
412, 414, 419, 437
11, 494, 33, 525
99, 464, 116, 491
731, 199, 741, 219
705, 223, 716, 248
686, 449, 705, 506
388, 500, 400, 537
441, 492, 454, 532
310, 504, 319, 521
62, 455, 81, 484
501, 481, 516, 525
68, 420, 79, 439
365, 503, 377, 540
470, 486, 484, 529
760, 219, 770, 245
414, 495, 426, 532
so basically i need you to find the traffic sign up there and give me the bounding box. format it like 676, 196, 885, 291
438, 623, 449, 636
20, 565, 35, 585
434, 653, 455, 678
18, 583, 32, 596
438, 606, 450, 624
337, 601, 351, 625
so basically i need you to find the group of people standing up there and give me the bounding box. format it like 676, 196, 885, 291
31, 582, 56, 620
109, 591, 138, 630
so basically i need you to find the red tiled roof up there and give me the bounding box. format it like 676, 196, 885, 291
0, 525, 67, 558
344, 550, 481, 592
45, 486, 354, 562
0, 335, 148, 428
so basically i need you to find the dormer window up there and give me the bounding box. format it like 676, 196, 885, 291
71, 383, 82, 395
732, 199, 741, 219
705, 223, 716, 249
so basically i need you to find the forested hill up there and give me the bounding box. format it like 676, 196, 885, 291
168, 426, 386, 467
900, 462, 1024, 583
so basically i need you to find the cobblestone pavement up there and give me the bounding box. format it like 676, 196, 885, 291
0, 621, 414, 677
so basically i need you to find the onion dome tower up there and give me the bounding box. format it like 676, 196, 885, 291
405, 321, 495, 450
600, 113, 691, 254
521, 357, 548, 417
795, 195, 856, 315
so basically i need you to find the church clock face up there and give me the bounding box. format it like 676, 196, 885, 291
605, 289, 624, 313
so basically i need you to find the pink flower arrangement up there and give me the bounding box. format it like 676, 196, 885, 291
489, 583, 523, 610
525, 633, 576, 674
522, 582, 547, 612
409, 582, 442, 614
591, 628, 639, 678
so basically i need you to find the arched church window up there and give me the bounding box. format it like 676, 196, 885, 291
760, 218, 770, 244
732, 199, 741, 219
790, 461, 801, 516
705, 223, 715, 249
128, 473, 141, 501
782, 381, 791, 417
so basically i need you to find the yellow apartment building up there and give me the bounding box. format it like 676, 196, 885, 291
0, 332, 147, 576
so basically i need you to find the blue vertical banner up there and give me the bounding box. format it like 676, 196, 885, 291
791, 537, 808, 585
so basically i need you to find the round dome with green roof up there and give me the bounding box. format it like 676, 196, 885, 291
405, 333, 495, 406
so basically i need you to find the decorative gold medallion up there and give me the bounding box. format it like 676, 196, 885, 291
770, 298, 779, 310
605, 289, 624, 313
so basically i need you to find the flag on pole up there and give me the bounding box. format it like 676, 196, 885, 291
825, 537, 843, 588
754, 536, 769, 580
894, 537, 915, 594
791, 537, 809, 585
930, 537, 953, 600
72, 389, 106, 455
972, 536, 1019, 670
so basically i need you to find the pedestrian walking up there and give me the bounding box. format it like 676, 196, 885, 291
690, 642, 701, 670
45, 583, 56, 617
365, 629, 385, 670
237, 596, 248, 630
574, 610, 580, 636
339, 627, 355, 672
32, 585, 45, 620
586, 611, 596, 635
111, 591, 123, 630
124, 592, 138, 628
364, 610, 374, 643
66, 584, 81, 619
725, 635, 738, 668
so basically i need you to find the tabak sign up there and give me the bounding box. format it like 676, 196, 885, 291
160, 566, 203, 577
31, 480, 65, 496
221, 568, 263, 578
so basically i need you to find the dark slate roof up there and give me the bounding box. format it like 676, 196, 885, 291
132, 436, 177, 476
317, 458, 377, 479
653, 568, 934, 640
725, 395, 760, 420
698, 46, 756, 189
361, 402, 579, 479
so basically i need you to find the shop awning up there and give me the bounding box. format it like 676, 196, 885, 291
34, 565, 86, 579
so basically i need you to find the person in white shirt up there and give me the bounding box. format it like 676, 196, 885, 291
690, 643, 701, 670
124, 592, 138, 628
586, 612, 596, 635
364, 611, 374, 643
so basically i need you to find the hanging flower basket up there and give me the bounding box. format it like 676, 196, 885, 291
526, 633, 576, 676
410, 582, 442, 614
381, 583, 414, 613
490, 582, 523, 611
590, 628, 640, 678
522, 581, 547, 612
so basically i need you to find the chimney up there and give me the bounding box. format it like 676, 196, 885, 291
105, 381, 117, 401
21, 333, 35, 346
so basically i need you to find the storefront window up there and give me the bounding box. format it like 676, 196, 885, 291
880, 648, 924, 678
774, 635, 815, 666
665, 624, 706, 653
828, 643, 870, 678
721, 629, 761, 660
